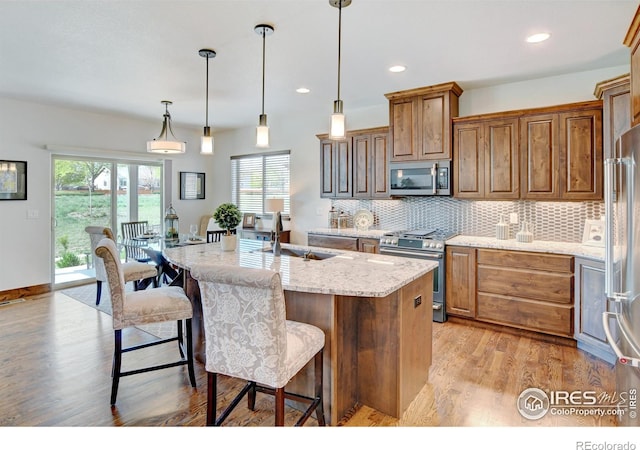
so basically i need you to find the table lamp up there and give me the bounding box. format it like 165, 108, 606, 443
265, 198, 284, 256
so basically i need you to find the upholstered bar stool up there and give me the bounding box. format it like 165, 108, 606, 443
95, 238, 196, 405
85, 226, 158, 305
190, 265, 326, 426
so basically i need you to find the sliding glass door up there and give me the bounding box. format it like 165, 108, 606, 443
52, 156, 163, 287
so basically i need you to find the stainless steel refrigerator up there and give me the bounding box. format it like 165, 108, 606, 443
604, 123, 640, 426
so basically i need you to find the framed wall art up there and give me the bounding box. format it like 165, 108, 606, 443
242, 213, 256, 229
582, 218, 605, 247
0, 160, 27, 200
179, 171, 205, 200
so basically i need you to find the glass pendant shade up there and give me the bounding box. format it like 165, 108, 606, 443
147, 101, 186, 154
330, 100, 346, 139
201, 126, 214, 155
256, 114, 269, 148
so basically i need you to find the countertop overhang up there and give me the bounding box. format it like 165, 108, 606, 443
164, 240, 437, 298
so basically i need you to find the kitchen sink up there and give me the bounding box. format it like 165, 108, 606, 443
257, 247, 336, 260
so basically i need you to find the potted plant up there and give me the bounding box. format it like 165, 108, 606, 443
213, 203, 242, 251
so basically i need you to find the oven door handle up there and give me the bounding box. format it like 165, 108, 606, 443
380, 248, 443, 259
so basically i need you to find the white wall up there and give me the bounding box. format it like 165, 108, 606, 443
0, 64, 630, 292
0, 97, 210, 291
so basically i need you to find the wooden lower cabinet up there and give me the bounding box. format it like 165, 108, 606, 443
308, 233, 379, 253
476, 249, 574, 337
445, 246, 476, 318
574, 257, 616, 364
445, 246, 575, 338
358, 238, 380, 254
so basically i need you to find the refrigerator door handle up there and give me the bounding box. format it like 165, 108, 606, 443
603, 311, 640, 367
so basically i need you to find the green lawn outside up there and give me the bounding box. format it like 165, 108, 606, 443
54, 191, 161, 260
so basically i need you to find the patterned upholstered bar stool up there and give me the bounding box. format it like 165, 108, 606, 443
85, 226, 158, 305
95, 238, 196, 405
190, 265, 326, 426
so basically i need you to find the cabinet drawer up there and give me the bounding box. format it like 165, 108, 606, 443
308, 234, 358, 251
477, 293, 573, 337
477, 266, 573, 304
477, 249, 573, 273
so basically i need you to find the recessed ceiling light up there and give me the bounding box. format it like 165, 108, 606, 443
296, 87, 310, 94
526, 32, 551, 43
389, 65, 406, 73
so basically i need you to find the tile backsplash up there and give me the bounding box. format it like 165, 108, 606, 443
331, 197, 605, 243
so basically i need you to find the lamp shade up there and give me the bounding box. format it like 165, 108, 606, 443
147, 100, 186, 154
201, 131, 214, 155
265, 198, 284, 213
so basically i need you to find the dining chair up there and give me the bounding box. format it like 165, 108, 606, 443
85, 226, 158, 305
190, 265, 326, 426
121, 221, 151, 262
94, 237, 196, 405
206, 229, 235, 243
199, 215, 212, 237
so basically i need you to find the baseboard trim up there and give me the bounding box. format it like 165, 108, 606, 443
0, 283, 52, 301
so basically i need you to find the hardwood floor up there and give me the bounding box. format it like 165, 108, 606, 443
0, 290, 620, 429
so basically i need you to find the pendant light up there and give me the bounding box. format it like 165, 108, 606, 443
255, 24, 274, 148
147, 100, 186, 154
199, 48, 216, 155
329, 0, 351, 140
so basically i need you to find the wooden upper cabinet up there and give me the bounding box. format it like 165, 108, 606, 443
521, 104, 602, 200
386, 82, 462, 161
453, 117, 519, 199
319, 137, 352, 198
558, 107, 602, 200
455, 101, 603, 201
453, 121, 484, 198
520, 113, 559, 200
594, 74, 631, 160
320, 139, 335, 197
318, 127, 389, 199
484, 118, 519, 199
624, 5, 640, 127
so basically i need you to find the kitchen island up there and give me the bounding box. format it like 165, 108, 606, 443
164, 239, 437, 424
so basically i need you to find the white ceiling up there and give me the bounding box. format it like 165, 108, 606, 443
0, 0, 637, 133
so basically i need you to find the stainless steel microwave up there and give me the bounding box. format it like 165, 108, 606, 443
389, 160, 451, 196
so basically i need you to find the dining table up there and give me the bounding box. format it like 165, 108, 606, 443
123, 234, 207, 287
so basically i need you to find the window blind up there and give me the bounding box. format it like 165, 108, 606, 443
231, 150, 290, 214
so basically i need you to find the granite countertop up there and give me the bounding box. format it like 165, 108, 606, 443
446, 235, 606, 261
164, 239, 437, 298
308, 227, 393, 239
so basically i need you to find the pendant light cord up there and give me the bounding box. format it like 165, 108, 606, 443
205, 56, 209, 127
337, 1, 342, 102
261, 29, 266, 115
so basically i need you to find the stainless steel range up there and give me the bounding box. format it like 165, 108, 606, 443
379, 229, 457, 323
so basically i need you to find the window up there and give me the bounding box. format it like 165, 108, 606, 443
231, 150, 290, 214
